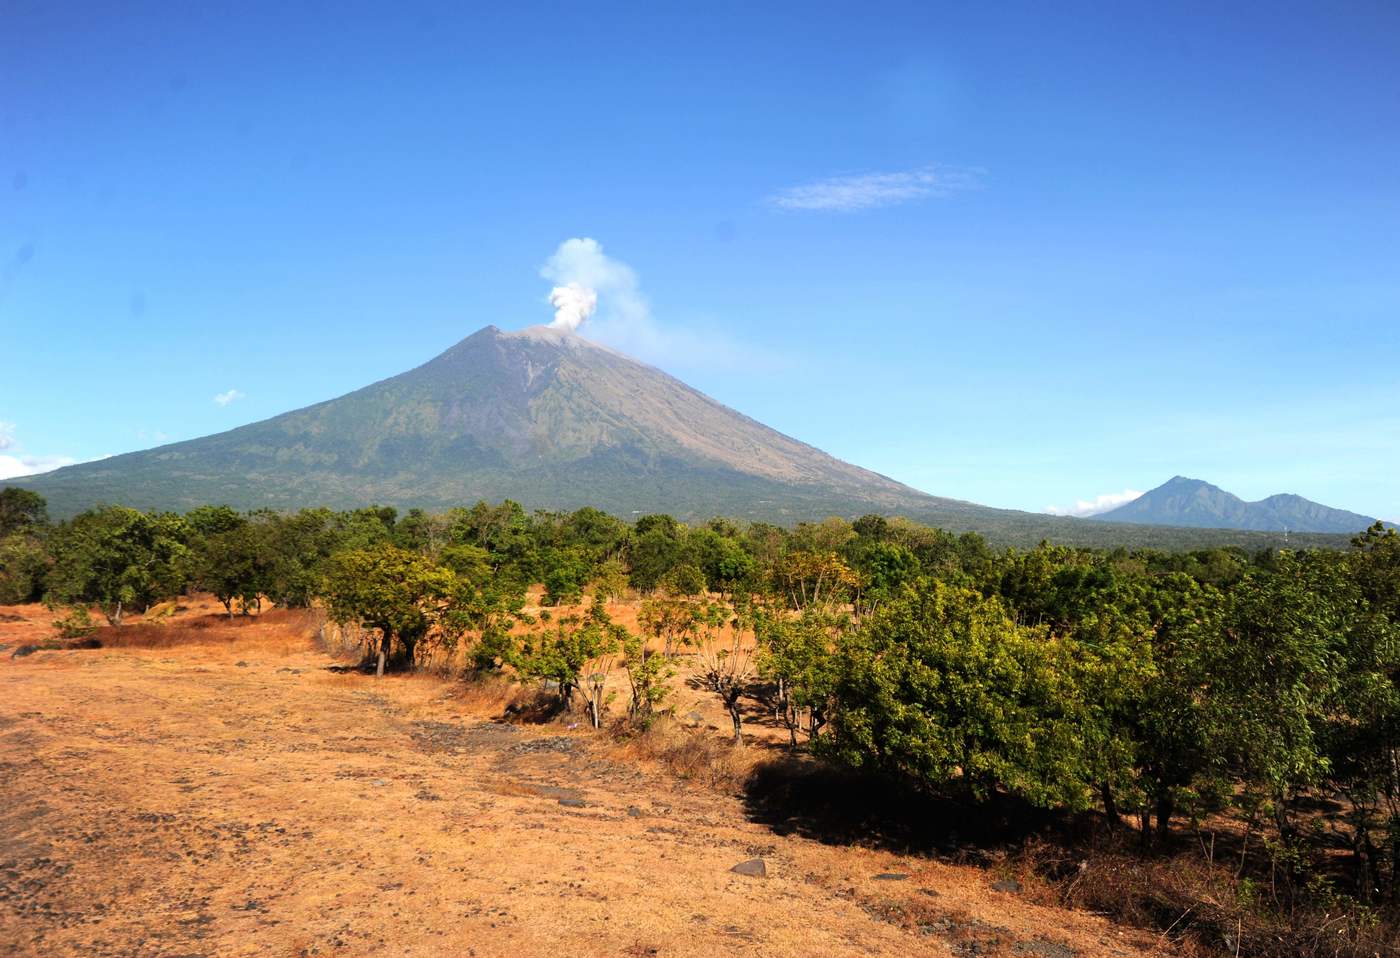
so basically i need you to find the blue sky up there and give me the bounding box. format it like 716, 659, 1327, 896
2, 0, 1397, 520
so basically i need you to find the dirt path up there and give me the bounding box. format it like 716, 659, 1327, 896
0, 620, 1155, 957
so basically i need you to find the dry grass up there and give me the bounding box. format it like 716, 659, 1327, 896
1011, 833, 1400, 958
609, 715, 760, 793
0, 596, 1174, 957
91, 608, 321, 651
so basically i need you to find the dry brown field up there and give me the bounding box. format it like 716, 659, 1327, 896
0, 598, 1160, 958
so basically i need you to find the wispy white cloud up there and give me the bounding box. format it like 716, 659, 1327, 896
1045, 488, 1144, 518
0, 452, 78, 480
768, 165, 982, 212
213, 388, 245, 407
0, 422, 84, 479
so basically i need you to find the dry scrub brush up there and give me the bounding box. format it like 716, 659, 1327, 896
1013, 834, 1400, 958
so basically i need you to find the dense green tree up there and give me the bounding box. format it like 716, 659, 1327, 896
392, 507, 445, 555
184, 504, 244, 538
540, 546, 592, 605
757, 609, 840, 746
438, 542, 494, 585
438, 566, 528, 672
515, 599, 618, 725
687, 527, 755, 595
628, 524, 683, 592
561, 506, 629, 561
829, 582, 1091, 808
661, 562, 707, 597
1120, 574, 1224, 842
0, 533, 48, 604
590, 557, 629, 602
1207, 554, 1349, 835
320, 544, 454, 670
260, 509, 340, 608
446, 500, 537, 585
48, 507, 192, 624
850, 541, 919, 617
197, 520, 276, 616
0, 488, 48, 537
1317, 529, 1400, 896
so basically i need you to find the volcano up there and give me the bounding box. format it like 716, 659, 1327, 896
5, 326, 1359, 548
13, 326, 974, 521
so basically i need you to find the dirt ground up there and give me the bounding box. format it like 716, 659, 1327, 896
0, 602, 1159, 958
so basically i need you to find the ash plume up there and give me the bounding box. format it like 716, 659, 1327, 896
547, 282, 598, 332
540, 237, 645, 334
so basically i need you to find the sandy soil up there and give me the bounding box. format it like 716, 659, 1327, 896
0, 602, 1158, 958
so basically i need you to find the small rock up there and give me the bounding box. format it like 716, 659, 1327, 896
627, 806, 643, 818
685, 711, 704, 725
873, 872, 908, 881
730, 858, 766, 878
991, 878, 1022, 893
235, 661, 249, 668
371, 779, 388, 787
558, 797, 587, 808
1015, 941, 1074, 958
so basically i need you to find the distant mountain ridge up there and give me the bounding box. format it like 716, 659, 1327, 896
4, 327, 1362, 550
1092, 476, 1380, 533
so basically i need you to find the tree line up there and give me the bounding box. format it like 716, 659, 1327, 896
2, 486, 1398, 911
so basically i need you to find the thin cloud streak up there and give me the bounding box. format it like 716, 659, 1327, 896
768, 165, 982, 212
1045, 488, 1144, 518
213, 389, 245, 407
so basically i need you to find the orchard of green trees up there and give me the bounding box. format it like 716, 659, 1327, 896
2, 486, 1398, 911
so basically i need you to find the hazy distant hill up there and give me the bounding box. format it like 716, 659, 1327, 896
5, 327, 1355, 549
1092, 476, 1379, 533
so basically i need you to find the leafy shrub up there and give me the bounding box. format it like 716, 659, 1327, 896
52, 605, 97, 639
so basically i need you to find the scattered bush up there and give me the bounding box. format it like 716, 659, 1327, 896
52, 605, 96, 639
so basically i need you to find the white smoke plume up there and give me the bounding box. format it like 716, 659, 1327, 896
547, 282, 598, 332
540, 238, 648, 334
535, 237, 771, 371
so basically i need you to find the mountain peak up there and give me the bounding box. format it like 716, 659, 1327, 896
1093, 476, 1378, 533
1163, 475, 1213, 489
8, 322, 953, 523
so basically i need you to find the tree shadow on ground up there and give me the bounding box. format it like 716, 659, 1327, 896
742, 753, 1065, 858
